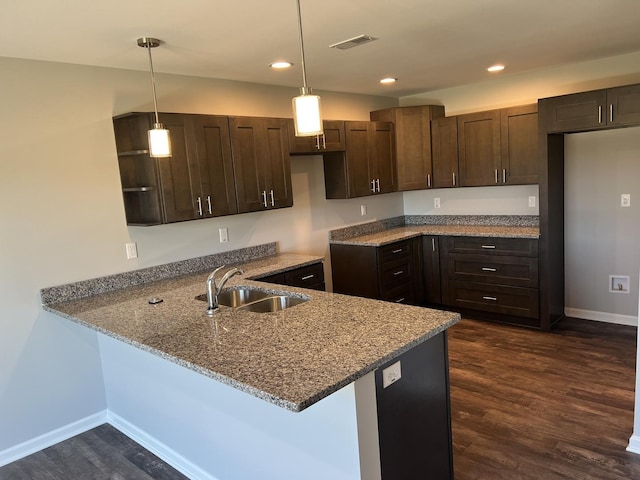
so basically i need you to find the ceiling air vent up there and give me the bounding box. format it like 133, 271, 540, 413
329, 34, 378, 50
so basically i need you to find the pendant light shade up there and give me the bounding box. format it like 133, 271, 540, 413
138, 37, 172, 158
292, 0, 323, 137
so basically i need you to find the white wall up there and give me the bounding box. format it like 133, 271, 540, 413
565, 129, 640, 322
0, 56, 401, 455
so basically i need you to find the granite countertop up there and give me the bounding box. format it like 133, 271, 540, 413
42, 253, 460, 412
330, 224, 540, 247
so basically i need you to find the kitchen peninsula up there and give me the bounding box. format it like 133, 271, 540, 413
41, 242, 459, 480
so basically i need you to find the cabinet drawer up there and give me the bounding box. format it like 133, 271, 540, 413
284, 262, 325, 290
447, 254, 538, 287
381, 282, 413, 304
448, 281, 539, 319
381, 260, 413, 286
380, 240, 412, 263
446, 236, 538, 257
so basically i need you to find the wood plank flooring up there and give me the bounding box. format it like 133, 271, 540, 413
0, 423, 188, 480
449, 317, 640, 480
2, 317, 639, 479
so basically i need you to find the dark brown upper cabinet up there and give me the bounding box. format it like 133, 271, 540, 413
229, 116, 293, 213
113, 112, 237, 226
500, 104, 539, 185
370, 105, 445, 191
287, 120, 346, 154
540, 84, 640, 132
457, 110, 502, 187
431, 116, 460, 188
431, 104, 538, 188
323, 121, 396, 199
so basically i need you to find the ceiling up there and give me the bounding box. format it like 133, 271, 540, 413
2, 0, 639, 97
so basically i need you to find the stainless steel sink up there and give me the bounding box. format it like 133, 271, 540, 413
238, 295, 308, 313
195, 287, 309, 313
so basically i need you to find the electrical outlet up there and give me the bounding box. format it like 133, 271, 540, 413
360, 204, 367, 216
382, 361, 402, 389
621, 194, 631, 207
125, 242, 138, 260
529, 196, 536, 208
219, 228, 229, 243
434, 197, 441, 208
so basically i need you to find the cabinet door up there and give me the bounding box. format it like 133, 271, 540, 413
189, 115, 238, 217
229, 116, 266, 213
370, 106, 445, 191
458, 110, 501, 187
422, 236, 442, 304
288, 120, 345, 154
345, 121, 374, 197
156, 113, 200, 223
262, 118, 293, 209
540, 90, 606, 132
431, 116, 459, 188
608, 84, 640, 126
370, 121, 396, 194
501, 105, 538, 185
229, 117, 292, 213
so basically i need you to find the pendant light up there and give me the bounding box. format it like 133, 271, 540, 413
292, 0, 323, 137
137, 37, 172, 157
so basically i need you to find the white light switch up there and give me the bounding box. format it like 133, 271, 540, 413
621, 194, 631, 207
529, 196, 536, 208
382, 361, 402, 388
125, 242, 138, 260
219, 228, 229, 243
434, 198, 441, 208
360, 204, 367, 216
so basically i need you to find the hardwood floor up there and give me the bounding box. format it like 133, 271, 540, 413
449, 317, 640, 480
2, 317, 639, 479
0, 423, 188, 480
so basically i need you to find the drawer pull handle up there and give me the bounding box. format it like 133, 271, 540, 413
481, 245, 496, 249
482, 296, 498, 301
391, 248, 403, 254
301, 274, 315, 280
482, 267, 497, 272
395, 298, 405, 303
393, 270, 404, 276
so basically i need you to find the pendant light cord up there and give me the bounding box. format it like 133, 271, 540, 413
146, 44, 161, 125
296, 0, 309, 92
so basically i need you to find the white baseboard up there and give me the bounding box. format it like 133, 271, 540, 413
564, 307, 638, 326
0, 411, 107, 467
107, 412, 218, 480
627, 434, 640, 454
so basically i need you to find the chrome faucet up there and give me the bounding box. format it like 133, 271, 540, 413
205, 265, 244, 316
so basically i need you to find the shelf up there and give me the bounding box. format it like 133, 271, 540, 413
118, 149, 150, 157
123, 186, 155, 192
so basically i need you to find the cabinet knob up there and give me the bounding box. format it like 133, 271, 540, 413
196, 197, 203, 216
482, 296, 498, 301
482, 267, 497, 272
207, 196, 212, 215
262, 191, 268, 208
481, 245, 496, 249
270, 189, 275, 207
301, 274, 315, 281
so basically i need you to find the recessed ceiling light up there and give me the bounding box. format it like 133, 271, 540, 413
270, 61, 293, 69
379, 77, 397, 85
487, 64, 505, 72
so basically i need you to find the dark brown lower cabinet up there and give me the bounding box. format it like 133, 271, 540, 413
330, 238, 423, 305
440, 236, 540, 327
375, 331, 453, 479
256, 262, 325, 291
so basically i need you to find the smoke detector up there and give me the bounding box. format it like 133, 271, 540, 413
329, 34, 378, 50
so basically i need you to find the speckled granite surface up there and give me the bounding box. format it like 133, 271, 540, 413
329, 215, 539, 246
41, 243, 278, 304
42, 252, 460, 412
